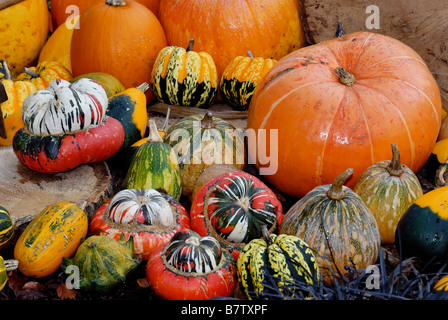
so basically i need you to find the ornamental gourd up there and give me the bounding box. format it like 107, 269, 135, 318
0, 206, 14, 249
70, 72, 126, 98
237, 225, 320, 300
163, 112, 245, 197
0, 257, 18, 292
354, 144, 423, 244
90, 189, 191, 260
150, 39, 218, 108
70, 0, 167, 102
190, 170, 283, 260
61, 234, 139, 294
12, 78, 125, 173
15, 61, 73, 90
14, 201, 88, 278
247, 31, 442, 198
395, 186, 448, 265
158, 0, 305, 77
125, 120, 182, 200
279, 169, 381, 283
220, 50, 277, 111
146, 229, 237, 300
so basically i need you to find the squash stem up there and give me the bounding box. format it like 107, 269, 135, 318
386, 144, 403, 177
336, 67, 355, 86
4, 259, 18, 272
261, 225, 272, 246
106, 0, 126, 6
247, 50, 254, 59
186, 39, 195, 52
326, 168, 353, 200
23, 67, 40, 79
201, 112, 216, 129
136, 82, 149, 94
146, 119, 163, 143
0, 60, 12, 80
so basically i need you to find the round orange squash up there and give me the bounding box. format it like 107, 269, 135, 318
158, 0, 305, 78
247, 32, 442, 198
0, 0, 50, 77
70, 0, 167, 102
50, 0, 161, 28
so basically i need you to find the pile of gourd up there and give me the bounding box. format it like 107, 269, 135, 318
2, 0, 448, 300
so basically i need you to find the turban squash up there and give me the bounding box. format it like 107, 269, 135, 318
247, 31, 442, 198
12, 78, 124, 173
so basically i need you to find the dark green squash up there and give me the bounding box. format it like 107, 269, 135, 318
125, 120, 182, 200
0, 206, 13, 249
61, 234, 139, 295
395, 185, 448, 265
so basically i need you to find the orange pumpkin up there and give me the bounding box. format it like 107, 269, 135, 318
50, 0, 161, 28
0, 0, 50, 77
158, 0, 305, 77
247, 32, 442, 198
70, 0, 166, 103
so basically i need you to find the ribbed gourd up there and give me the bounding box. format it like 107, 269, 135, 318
237, 225, 320, 300
150, 39, 218, 108
146, 229, 237, 300
354, 144, 423, 244
279, 168, 381, 283
219, 50, 277, 111
61, 234, 139, 294
125, 119, 182, 200
0, 206, 14, 249
163, 112, 245, 197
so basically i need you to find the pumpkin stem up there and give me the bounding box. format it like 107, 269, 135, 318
247, 50, 254, 59
261, 224, 273, 246
11, 214, 34, 228
335, 22, 344, 38
4, 259, 18, 272
0, 0, 25, 11
106, 0, 126, 6
22, 67, 40, 79
386, 144, 403, 177
136, 82, 149, 94
161, 107, 170, 132
147, 119, 163, 143
0, 60, 12, 80
336, 67, 356, 87
187, 39, 195, 52
201, 112, 216, 129
326, 168, 353, 200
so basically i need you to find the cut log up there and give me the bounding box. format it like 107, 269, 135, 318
0, 146, 113, 220
299, 0, 448, 107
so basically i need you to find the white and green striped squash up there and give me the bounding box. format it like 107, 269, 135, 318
354, 144, 423, 244
125, 119, 182, 200
279, 168, 381, 284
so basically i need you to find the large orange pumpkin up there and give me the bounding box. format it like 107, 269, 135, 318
247, 32, 442, 198
0, 0, 50, 77
158, 0, 305, 77
50, 0, 160, 28
70, 0, 166, 101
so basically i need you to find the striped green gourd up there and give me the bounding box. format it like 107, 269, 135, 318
163, 112, 245, 197
125, 119, 182, 200
0, 206, 13, 249
354, 144, 423, 244
279, 168, 381, 284
237, 225, 320, 300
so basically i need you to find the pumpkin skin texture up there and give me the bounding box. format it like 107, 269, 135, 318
0, 206, 14, 249
158, 0, 305, 78
150, 39, 218, 108
125, 121, 182, 200
146, 229, 237, 300
237, 227, 320, 300
220, 52, 277, 111
14, 201, 88, 278
90, 189, 191, 260
70, 72, 125, 98
395, 186, 448, 265
163, 112, 245, 197
38, 15, 80, 73
106, 83, 149, 151
191, 170, 283, 260
70, 0, 167, 102
247, 32, 442, 199
354, 144, 423, 244
61, 234, 139, 294
279, 169, 381, 283
0, 0, 50, 77
12, 79, 125, 173
15, 61, 73, 90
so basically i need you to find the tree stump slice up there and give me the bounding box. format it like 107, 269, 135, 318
299, 0, 448, 106
0, 146, 113, 220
